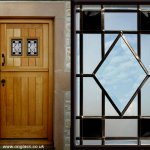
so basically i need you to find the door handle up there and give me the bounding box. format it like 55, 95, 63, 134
1, 79, 6, 86
2, 53, 5, 66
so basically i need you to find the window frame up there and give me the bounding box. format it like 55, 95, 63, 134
71, 0, 150, 149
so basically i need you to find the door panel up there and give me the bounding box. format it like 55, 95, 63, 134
0, 20, 52, 140
1, 23, 49, 70
1, 72, 48, 138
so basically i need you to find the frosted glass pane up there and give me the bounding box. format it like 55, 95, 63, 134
105, 34, 137, 53
76, 13, 80, 30
141, 140, 150, 145
124, 96, 137, 116
75, 119, 80, 137
82, 5, 101, 11
105, 140, 137, 145
104, 5, 137, 10
76, 34, 80, 74
83, 34, 101, 73
83, 78, 102, 116
104, 13, 137, 31
105, 97, 118, 116
142, 79, 150, 116
105, 119, 137, 137
75, 78, 80, 116
141, 35, 150, 72
83, 140, 102, 145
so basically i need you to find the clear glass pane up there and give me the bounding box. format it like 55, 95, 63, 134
124, 96, 137, 116
105, 119, 137, 137
104, 13, 137, 31
83, 140, 102, 145
105, 97, 118, 116
76, 34, 80, 74
96, 36, 146, 112
75, 77, 80, 116
141, 35, 150, 72
141, 79, 150, 116
83, 78, 102, 116
82, 5, 101, 11
83, 11, 101, 31
76, 13, 80, 31
105, 34, 137, 53
105, 140, 137, 145
104, 5, 137, 10
83, 34, 101, 74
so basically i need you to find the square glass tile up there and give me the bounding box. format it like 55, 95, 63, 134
83, 11, 101, 31
27, 39, 38, 56
11, 39, 22, 56
83, 118, 102, 138
141, 119, 150, 137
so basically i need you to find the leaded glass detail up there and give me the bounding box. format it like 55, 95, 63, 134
95, 33, 148, 115
27, 39, 38, 56
11, 39, 22, 56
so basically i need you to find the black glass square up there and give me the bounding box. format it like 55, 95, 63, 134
141, 119, 150, 137
83, 11, 101, 31
140, 11, 150, 31
83, 118, 102, 138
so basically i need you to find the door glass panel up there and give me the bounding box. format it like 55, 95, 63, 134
140, 119, 150, 137
105, 140, 137, 145
11, 39, 22, 56
105, 119, 137, 137
105, 97, 118, 116
83, 118, 102, 138
105, 34, 137, 53
83, 78, 102, 116
141, 79, 150, 116
83, 140, 102, 145
141, 35, 150, 72
83, 11, 101, 31
76, 77, 80, 116
83, 34, 101, 74
104, 13, 137, 31
104, 5, 137, 10
95, 35, 147, 113
76, 34, 80, 74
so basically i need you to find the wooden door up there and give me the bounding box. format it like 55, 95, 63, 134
0, 19, 53, 142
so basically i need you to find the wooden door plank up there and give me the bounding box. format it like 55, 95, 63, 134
36, 28, 43, 67
21, 28, 28, 66
6, 77, 14, 126
43, 73, 48, 134
6, 29, 14, 66
36, 76, 43, 126
43, 24, 49, 68
28, 77, 36, 125
13, 29, 21, 67
1, 75, 7, 126
21, 77, 29, 126
29, 29, 36, 67
14, 77, 21, 126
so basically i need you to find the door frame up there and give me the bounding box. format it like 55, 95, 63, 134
0, 2, 67, 150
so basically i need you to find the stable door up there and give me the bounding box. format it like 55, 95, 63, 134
0, 19, 53, 143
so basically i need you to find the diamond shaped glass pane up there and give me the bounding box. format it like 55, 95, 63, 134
95, 34, 147, 114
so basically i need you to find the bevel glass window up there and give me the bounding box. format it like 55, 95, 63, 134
72, 3, 150, 148
11, 39, 22, 56
27, 39, 38, 56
